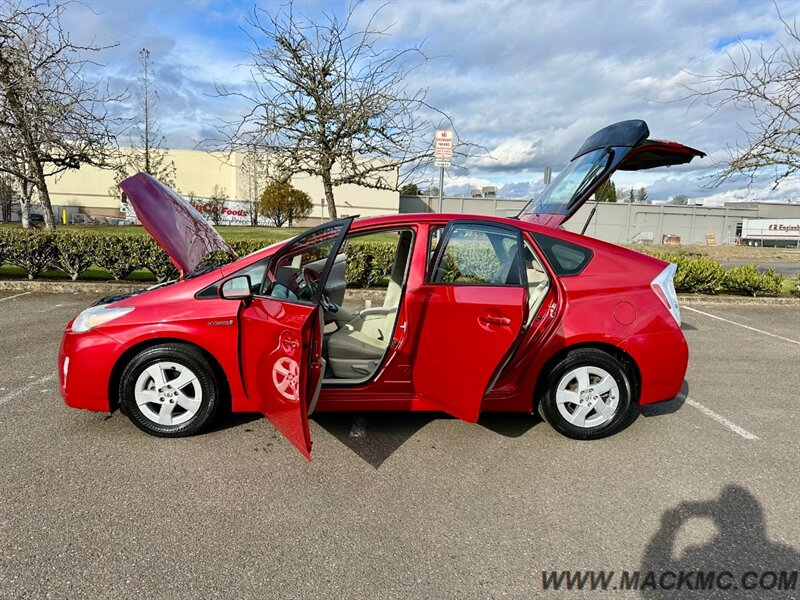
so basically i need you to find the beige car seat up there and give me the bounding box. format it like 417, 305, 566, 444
326, 231, 413, 379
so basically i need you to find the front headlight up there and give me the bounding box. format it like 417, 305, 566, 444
72, 306, 134, 333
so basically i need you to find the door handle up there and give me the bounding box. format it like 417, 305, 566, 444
480, 315, 511, 326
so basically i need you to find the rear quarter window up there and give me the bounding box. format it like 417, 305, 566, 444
531, 233, 593, 276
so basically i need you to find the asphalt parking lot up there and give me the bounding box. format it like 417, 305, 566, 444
0, 292, 798, 599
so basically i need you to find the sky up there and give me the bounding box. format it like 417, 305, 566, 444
61, 0, 800, 205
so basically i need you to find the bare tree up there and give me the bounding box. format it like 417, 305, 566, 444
239, 145, 280, 226
0, 0, 121, 228
0, 172, 13, 221
206, 184, 228, 226
213, 2, 464, 219
113, 47, 176, 193
684, 6, 799, 189
668, 194, 690, 205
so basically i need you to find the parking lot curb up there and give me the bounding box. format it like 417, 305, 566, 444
0, 280, 151, 294
679, 294, 800, 306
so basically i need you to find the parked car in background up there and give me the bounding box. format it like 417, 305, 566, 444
59, 120, 703, 459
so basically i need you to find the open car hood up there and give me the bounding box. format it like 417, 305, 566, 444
518, 119, 705, 228
118, 173, 235, 277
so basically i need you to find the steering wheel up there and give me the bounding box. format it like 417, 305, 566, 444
303, 266, 339, 312
302, 266, 319, 292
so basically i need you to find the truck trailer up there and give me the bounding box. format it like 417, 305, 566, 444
740, 218, 800, 248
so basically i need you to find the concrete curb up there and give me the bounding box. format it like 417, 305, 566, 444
1, 279, 797, 306
678, 294, 800, 306
0, 279, 151, 294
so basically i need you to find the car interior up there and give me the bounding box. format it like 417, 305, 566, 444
322, 229, 414, 381
221, 222, 549, 384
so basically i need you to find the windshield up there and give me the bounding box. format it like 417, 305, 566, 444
519, 147, 620, 219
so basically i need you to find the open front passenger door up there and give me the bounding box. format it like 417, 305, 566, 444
238, 219, 352, 459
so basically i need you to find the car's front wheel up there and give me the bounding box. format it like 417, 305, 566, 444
539, 349, 632, 440
119, 344, 220, 437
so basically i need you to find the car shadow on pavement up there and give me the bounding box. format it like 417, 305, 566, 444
639, 485, 800, 599
478, 412, 541, 438
313, 412, 438, 468
637, 381, 689, 418
314, 411, 540, 468
208, 410, 261, 433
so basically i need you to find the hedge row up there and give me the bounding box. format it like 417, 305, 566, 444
646, 252, 786, 296
0, 229, 397, 287
0, 229, 789, 296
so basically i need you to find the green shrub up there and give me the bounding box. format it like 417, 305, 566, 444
673, 255, 724, 294
94, 236, 147, 280
5, 229, 57, 279
345, 240, 397, 287
54, 233, 97, 280
140, 239, 177, 282
230, 239, 264, 258
721, 264, 785, 297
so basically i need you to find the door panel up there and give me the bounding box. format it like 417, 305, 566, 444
240, 298, 316, 459
413, 220, 527, 422
413, 286, 526, 422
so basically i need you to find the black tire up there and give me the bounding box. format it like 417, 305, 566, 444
119, 343, 220, 437
539, 348, 632, 440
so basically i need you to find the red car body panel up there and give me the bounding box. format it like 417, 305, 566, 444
119, 173, 234, 277
59, 120, 699, 457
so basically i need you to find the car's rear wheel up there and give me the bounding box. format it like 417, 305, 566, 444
119, 344, 220, 437
539, 349, 632, 440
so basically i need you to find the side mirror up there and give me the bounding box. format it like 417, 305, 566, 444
219, 275, 252, 301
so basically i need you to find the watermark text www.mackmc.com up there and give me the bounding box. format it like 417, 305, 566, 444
541, 570, 798, 592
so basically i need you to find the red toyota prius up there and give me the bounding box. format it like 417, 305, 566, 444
59, 120, 703, 458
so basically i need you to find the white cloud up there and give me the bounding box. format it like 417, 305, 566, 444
70, 0, 800, 201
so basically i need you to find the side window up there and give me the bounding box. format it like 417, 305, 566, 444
531, 233, 593, 276
262, 221, 347, 303
430, 223, 523, 285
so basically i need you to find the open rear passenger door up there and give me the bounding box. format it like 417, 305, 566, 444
235, 219, 352, 459
412, 221, 528, 422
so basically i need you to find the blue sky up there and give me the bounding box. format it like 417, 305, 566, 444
64, 0, 800, 204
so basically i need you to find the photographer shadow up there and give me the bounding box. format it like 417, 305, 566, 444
640, 485, 800, 598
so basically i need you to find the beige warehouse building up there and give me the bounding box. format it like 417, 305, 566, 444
47, 148, 400, 223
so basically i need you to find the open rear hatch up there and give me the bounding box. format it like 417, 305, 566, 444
119, 172, 235, 277
518, 120, 705, 228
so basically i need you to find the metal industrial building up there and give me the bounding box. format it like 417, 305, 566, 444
400, 195, 800, 245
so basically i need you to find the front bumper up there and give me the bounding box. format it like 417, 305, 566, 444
58, 327, 125, 412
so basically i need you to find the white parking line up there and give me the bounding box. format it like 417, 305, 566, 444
684, 306, 800, 346
0, 291, 32, 303
685, 397, 759, 440
0, 374, 57, 407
